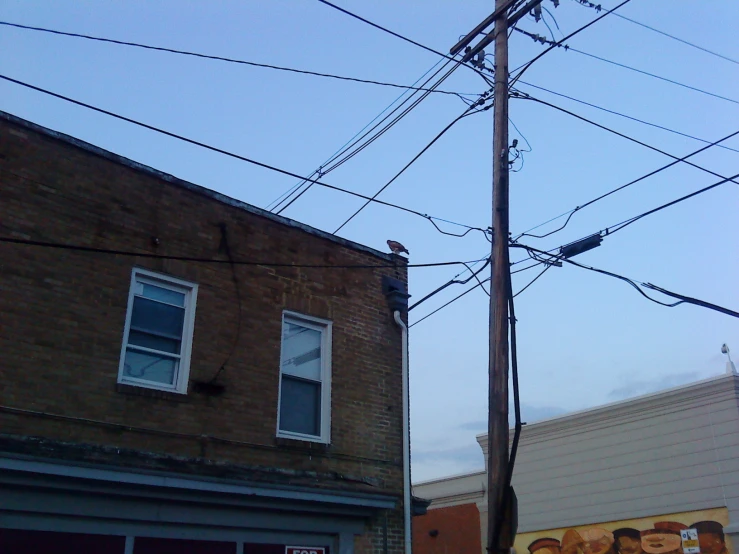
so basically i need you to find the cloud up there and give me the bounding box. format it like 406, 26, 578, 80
456, 404, 569, 434
607, 369, 718, 400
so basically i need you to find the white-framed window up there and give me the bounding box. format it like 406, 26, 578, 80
277, 311, 332, 443
117, 268, 198, 394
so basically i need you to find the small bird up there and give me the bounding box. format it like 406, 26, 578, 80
387, 240, 409, 255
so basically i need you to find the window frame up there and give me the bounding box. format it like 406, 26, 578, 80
117, 268, 198, 394
276, 311, 332, 444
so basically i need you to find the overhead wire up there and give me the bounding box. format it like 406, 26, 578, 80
515, 80, 739, 154
333, 91, 492, 234
509, 0, 632, 88
266, 58, 453, 211
572, 0, 739, 66
272, 59, 466, 214
510, 94, 739, 239
409, 277, 491, 328
512, 125, 739, 240
0, 236, 478, 269
512, 243, 739, 318
512, 263, 553, 297
0, 82, 488, 238
0, 20, 474, 100
409, 256, 491, 312
315, 0, 495, 87
603, 171, 739, 237
512, 27, 739, 106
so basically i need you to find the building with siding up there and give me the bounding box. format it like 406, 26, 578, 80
0, 111, 412, 553
414, 371, 739, 554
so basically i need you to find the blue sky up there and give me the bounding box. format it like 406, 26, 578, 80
2, 0, 737, 482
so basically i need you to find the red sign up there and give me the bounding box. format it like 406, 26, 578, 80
285, 548, 327, 554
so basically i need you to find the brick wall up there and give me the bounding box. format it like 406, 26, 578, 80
0, 115, 408, 549
413, 503, 483, 554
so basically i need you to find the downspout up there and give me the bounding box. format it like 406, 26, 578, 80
393, 309, 412, 554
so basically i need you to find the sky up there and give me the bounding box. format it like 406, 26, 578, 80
2, 0, 738, 483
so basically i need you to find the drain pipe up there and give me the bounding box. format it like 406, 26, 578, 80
393, 309, 412, 554
383, 274, 412, 554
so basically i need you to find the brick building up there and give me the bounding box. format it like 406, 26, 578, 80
0, 111, 413, 553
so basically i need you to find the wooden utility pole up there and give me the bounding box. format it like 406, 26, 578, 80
451, 1, 545, 551
487, 0, 511, 550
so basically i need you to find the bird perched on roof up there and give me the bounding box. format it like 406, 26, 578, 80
387, 240, 409, 255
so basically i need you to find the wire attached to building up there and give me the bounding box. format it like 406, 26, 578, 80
0, 236, 482, 269
409, 277, 491, 328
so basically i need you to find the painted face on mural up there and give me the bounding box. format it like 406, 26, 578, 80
698, 532, 727, 554
640, 532, 682, 554
581, 528, 616, 554
616, 535, 643, 554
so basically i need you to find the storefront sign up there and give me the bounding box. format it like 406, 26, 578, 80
285, 547, 326, 554
681, 528, 701, 554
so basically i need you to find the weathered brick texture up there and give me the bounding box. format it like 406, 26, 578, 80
0, 114, 409, 551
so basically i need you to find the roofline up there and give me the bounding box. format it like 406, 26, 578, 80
476, 371, 735, 440
0, 110, 397, 263
412, 468, 486, 487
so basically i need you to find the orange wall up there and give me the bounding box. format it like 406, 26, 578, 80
413, 503, 482, 554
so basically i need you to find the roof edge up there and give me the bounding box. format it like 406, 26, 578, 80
476, 371, 736, 440
0, 110, 397, 263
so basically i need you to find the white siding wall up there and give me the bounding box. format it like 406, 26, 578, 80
478, 374, 739, 534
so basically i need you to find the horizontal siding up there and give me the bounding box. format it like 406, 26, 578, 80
517, 399, 738, 462
513, 376, 739, 533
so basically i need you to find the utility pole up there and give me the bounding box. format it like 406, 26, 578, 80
488, 0, 511, 549
451, 1, 544, 551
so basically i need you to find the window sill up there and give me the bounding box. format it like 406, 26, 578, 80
116, 383, 191, 403
275, 436, 331, 452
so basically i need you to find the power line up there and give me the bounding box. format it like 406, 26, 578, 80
511, 94, 739, 239
572, 0, 739, 66
569, 47, 739, 106
512, 126, 739, 240
509, 0, 632, 88
265, 58, 456, 211
512, 263, 552, 297
274, 60, 466, 215
515, 80, 739, 154
0, 236, 476, 269
333, 96, 490, 234
0, 74, 488, 237
409, 256, 491, 312
0, 20, 474, 100
271, 60, 459, 213
315, 0, 494, 87
512, 243, 739, 318
409, 277, 491, 328
603, 171, 739, 236
512, 27, 739, 106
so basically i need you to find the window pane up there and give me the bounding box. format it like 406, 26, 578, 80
280, 376, 320, 436
281, 322, 321, 381
128, 330, 181, 354
141, 282, 185, 307
130, 296, 185, 339
124, 349, 177, 385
